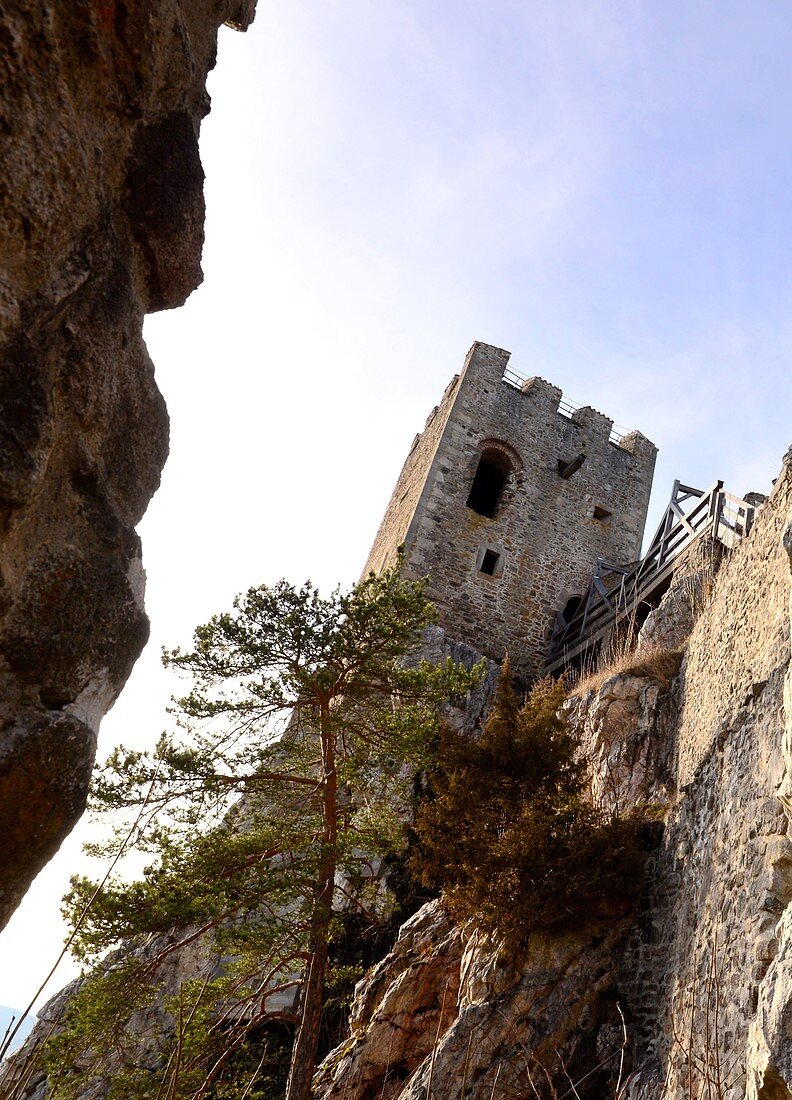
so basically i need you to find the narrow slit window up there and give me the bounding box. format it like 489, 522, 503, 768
467, 450, 511, 517
593, 505, 613, 521
480, 549, 500, 576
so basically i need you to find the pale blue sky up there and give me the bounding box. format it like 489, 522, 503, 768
2, 0, 791, 1013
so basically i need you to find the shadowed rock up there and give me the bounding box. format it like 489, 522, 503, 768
0, 0, 256, 928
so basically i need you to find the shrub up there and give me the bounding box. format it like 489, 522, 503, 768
411, 661, 648, 944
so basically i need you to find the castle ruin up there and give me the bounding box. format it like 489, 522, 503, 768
364, 341, 658, 678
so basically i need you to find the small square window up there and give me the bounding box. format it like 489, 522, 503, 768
480, 549, 500, 576
593, 506, 612, 521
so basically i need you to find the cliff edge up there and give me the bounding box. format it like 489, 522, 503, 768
0, 0, 256, 928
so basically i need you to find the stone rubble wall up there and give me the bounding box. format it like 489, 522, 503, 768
0, 0, 256, 928
623, 454, 792, 1100
370, 341, 657, 679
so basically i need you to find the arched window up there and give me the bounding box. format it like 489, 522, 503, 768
561, 595, 584, 623
466, 449, 512, 518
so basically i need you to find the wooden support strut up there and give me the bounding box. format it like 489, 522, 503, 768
544, 478, 753, 673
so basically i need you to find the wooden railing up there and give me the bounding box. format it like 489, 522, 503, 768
545, 480, 755, 674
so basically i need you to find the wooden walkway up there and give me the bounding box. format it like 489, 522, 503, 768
545, 480, 756, 675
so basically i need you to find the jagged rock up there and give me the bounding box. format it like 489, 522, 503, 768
636, 535, 723, 655
402, 922, 631, 1100
314, 900, 463, 1100
0, 0, 256, 928
315, 899, 632, 1100
417, 626, 499, 732
568, 672, 674, 815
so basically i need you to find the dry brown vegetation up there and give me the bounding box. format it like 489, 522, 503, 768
569, 647, 684, 698
411, 665, 649, 946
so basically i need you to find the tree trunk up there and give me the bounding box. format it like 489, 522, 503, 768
285, 927, 329, 1100
285, 697, 337, 1100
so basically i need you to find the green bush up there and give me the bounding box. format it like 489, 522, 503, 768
411, 662, 648, 944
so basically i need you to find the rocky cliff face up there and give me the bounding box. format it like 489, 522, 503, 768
312, 456, 792, 1100
0, 0, 255, 928
5, 449, 792, 1099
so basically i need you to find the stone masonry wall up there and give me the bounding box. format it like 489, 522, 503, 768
367, 341, 657, 678
363, 374, 461, 577
623, 455, 792, 1100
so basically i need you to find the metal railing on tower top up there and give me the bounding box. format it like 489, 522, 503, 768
502, 366, 628, 447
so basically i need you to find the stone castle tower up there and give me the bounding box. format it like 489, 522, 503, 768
363, 341, 658, 677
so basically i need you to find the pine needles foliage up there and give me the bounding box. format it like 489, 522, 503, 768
411, 660, 647, 945
37, 569, 483, 1100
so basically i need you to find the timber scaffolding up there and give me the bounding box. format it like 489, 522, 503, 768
545, 480, 757, 675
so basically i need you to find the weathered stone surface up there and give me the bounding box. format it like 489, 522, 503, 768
0, 930, 220, 1100
362, 344, 657, 678
315, 899, 632, 1100
636, 535, 724, 656
568, 671, 674, 816
414, 624, 500, 732
314, 900, 464, 1100
0, 0, 256, 927
623, 455, 792, 1100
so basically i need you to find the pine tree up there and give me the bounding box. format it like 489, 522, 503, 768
48, 569, 481, 1100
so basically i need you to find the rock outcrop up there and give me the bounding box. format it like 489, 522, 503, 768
635, 534, 723, 657
6, 436, 792, 1100
0, 0, 256, 928
313, 454, 792, 1100
315, 899, 632, 1100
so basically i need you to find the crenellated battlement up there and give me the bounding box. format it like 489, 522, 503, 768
363, 341, 658, 678
502, 362, 649, 451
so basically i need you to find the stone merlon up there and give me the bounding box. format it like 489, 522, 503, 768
363, 341, 657, 678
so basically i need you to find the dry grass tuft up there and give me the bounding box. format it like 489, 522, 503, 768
570, 647, 684, 697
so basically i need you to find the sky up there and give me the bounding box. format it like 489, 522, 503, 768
3, 0, 792, 1016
